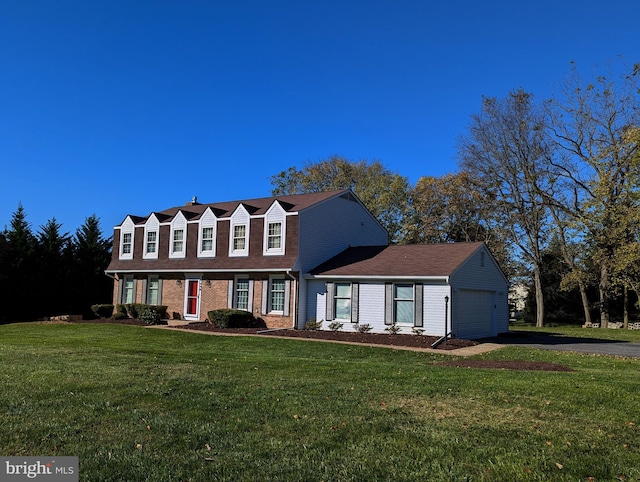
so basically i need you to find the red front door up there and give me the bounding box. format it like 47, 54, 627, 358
185, 279, 200, 319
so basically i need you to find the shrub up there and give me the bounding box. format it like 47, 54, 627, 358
91, 304, 114, 319
411, 327, 425, 336
113, 304, 128, 320
207, 309, 257, 329
304, 318, 322, 330
138, 306, 158, 325
328, 321, 343, 332
385, 322, 401, 335
354, 323, 373, 333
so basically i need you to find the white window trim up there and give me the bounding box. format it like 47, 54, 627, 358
268, 275, 286, 314
333, 282, 352, 321
393, 283, 415, 325
234, 275, 251, 312
119, 217, 135, 260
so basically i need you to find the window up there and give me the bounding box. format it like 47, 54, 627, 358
122, 233, 132, 254
147, 276, 159, 305
201, 226, 214, 252
267, 222, 282, 249
334, 283, 351, 320
394, 284, 414, 324
235, 278, 250, 311
233, 225, 246, 251
270, 278, 285, 313
172, 229, 184, 254
122, 277, 134, 304
146, 231, 157, 254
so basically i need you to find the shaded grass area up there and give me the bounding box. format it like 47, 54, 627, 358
1, 323, 639, 481
509, 323, 640, 342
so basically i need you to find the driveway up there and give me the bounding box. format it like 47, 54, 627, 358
482, 331, 640, 358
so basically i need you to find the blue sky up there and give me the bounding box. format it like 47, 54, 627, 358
1, 0, 638, 235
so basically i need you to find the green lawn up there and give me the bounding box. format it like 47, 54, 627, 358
1, 323, 639, 481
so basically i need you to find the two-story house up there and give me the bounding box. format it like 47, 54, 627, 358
105, 189, 388, 329
105, 189, 509, 339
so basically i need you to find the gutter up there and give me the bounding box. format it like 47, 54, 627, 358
286, 270, 298, 329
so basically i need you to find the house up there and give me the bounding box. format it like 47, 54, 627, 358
105, 189, 388, 328
105, 189, 509, 339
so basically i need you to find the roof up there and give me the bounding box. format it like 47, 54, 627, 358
117, 189, 350, 226
309, 242, 486, 278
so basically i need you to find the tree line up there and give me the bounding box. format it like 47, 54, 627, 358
270, 61, 640, 329
0, 205, 112, 322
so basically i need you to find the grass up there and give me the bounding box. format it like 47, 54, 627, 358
510, 323, 640, 342
1, 323, 639, 481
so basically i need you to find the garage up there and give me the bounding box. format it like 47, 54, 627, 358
456, 289, 495, 339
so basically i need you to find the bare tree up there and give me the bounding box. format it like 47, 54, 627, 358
458, 89, 555, 327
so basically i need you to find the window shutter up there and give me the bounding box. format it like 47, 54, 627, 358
283, 279, 291, 317
228, 280, 234, 309
351, 283, 359, 323
141, 279, 148, 304
157, 278, 163, 305
261, 280, 268, 315
248, 280, 254, 312
414, 283, 423, 327
325, 282, 334, 321
117, 278, 124, 304
384, 283, 393, 325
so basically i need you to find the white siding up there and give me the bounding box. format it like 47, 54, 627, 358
423, 284, 452, 337
295, 193, 388, 274
357, 283, 386, 331
307, 279, 326, 326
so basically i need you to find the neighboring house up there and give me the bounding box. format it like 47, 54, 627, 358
307, 243, 509, 339
105, 189, 509, 339
105, 189, 388, 328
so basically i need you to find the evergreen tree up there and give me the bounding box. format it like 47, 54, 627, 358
70, 215, 112, 317
36, 218, 72, 317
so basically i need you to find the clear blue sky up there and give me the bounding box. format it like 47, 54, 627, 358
1, 0, 638, 235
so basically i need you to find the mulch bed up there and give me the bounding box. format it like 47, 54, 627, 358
74, 319, 575, 371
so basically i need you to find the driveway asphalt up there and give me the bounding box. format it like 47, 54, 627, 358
482, 331, 640, 358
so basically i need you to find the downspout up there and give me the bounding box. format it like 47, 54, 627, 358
286, 270, 297, 329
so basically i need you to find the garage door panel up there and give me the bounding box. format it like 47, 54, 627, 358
456, 290, 493, 339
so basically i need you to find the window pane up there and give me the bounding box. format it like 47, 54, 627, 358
335, 299, 351, 320
148, 278, 159, 305
395, 285, 413, 300
173, 229, 184, 252
124, 279, 134, 304
395, 300, 414, 323
335, 284, 351, 297
268, 222, 282, 249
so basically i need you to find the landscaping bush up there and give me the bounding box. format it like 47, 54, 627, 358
354, 323, 373, 333
113, 304, 128, 320
328, 321, 343, 332
91, 304, 114, 319
304, 318, 322, 330
138, 305, 166, 325
207, 309, 258, 328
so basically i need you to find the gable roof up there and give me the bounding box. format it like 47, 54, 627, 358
116, 189, 351, 226
309, 242, 486, 278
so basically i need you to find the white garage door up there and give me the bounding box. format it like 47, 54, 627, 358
456, 290, 494, 339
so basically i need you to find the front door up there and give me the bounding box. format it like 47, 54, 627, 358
184, 279, 201, 320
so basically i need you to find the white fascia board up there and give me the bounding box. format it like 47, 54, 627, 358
106, 268, 296, 274
303, 274, 449, 283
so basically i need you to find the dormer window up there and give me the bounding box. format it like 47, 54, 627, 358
169, 212, 187, 259
198, 208, 217, 258
263, 201, 286, 255
143, 214, 160, 260
119, 217, 135, 260
229, 205, 250, 257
